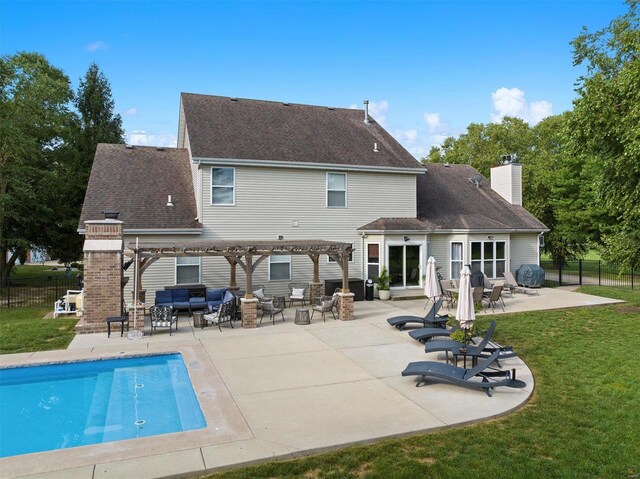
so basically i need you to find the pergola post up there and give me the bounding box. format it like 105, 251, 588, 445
307, 254, 322, 304
337, 252, 354, 320
241, 253, 258, 328
225, 256, 238, 291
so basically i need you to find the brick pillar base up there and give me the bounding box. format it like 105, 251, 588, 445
309, 282, 324, 305
241, 298, 259, 328
337, 292, 355, 321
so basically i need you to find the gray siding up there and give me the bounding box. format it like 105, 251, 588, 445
510, 233, 540, 272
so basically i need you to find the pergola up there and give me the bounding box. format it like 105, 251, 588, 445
125, 239, 355, 300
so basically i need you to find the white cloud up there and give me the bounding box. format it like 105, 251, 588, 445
85, 41, 107, 52
124, 108, 138, 116
490, 87, 553, 125
127, 130, 177, 148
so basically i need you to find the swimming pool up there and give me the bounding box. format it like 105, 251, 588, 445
0, 353, 207, 457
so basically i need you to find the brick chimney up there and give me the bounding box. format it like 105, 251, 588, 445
491, 162, 522, 206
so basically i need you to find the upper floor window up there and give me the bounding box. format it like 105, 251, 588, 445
451, 242, 463, 280
327, 172, 347, 208
211, 167, 235, 205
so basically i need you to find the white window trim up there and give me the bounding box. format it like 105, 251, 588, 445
366, 242, 381, 280
175, 257, 202, 284
211, 166, 236, 206
326, 172, 347, 208
450, 241, 464, 280
269, 255, 292, 281
386, 240, 424, 289
470, 240, 507, 279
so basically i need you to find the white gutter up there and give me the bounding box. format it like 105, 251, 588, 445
359, 228, 550, 235
78, 228, 204, 235
193, 157, 425, 175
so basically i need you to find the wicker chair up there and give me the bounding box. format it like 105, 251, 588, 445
149, 305, 178, 336
260, 300, 285, 325
472, 286, 486, 313
311, 295, 337, 322
288, 282, 308, 307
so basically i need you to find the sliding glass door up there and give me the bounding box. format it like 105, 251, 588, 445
388, 244, 422, 288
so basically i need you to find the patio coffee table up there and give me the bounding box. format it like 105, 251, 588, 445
294, 308, 310, 325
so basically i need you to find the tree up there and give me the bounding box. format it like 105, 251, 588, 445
569, 0, 640, 269
422, 117, 532, 177
0, 52, 74, 280
45, 63, 125, 263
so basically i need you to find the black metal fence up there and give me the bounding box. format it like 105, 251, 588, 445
0, 275, 82, 309
540, 260, 637, 289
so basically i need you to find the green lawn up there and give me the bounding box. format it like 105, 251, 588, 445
0, 307, 78, 354
9, 264, 74, 279
203, 286, 640, 479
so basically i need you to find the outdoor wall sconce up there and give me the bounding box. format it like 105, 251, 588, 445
278, 234, 284, 240
403, 235, 410, 242
487, 235, 494, 239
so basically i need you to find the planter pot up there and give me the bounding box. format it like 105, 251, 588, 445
378, 290, 391, 300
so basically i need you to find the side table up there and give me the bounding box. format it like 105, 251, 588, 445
106, 315, 129, 337
294, 308, 310, 325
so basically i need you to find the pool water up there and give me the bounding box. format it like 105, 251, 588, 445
0, 353, 206, 457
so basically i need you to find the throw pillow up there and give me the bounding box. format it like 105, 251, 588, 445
322, 300, 333, 309
292, 288, 304, 297
253, 289, 265, 299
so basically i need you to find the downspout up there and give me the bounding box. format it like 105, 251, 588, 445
537, 231, 544, 265
360, 232, 366, 279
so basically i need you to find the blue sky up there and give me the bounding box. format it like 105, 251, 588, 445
1, 0, 627, 157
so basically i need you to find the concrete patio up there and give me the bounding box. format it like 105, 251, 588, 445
0, 287, 622, 479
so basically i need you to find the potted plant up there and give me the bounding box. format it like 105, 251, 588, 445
376, 267, 391, 300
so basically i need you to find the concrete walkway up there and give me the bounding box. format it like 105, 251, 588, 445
0, 288, 622, 479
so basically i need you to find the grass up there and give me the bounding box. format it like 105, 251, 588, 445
9, 264, 75, 279
202, 286, 640, 479
0, 307, 78, 354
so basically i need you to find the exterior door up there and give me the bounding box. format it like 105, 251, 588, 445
388, 244, 422, 288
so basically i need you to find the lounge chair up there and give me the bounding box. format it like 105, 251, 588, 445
504, 272, 538, 296
408, 327, 454, 343
422, 320, 516, 366
401, 350, 526, 397
387, 298, 447, 330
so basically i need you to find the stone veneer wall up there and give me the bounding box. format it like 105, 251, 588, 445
75, 220, 124, 334
337, 292, 354, 321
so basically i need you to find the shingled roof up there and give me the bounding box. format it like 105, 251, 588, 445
359, 163, 547, 231
79, 144, 202, 231
180, 93, 421, 170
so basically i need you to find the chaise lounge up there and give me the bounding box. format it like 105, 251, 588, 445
387, 298, 447, 330
401, 350, 526, 397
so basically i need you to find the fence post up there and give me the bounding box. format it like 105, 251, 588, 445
633, 267, 635, 290
6, 281, 9, 308
598, 261, 601, 286
579, 260, 583, 287
558, 262, 563, 286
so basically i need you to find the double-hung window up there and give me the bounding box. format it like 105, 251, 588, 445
211, 167, 235, 205
176, 257, 201, 284
327, 172, 347, 207
471, 241, 506, 278
269, 255, 291, 281
451, 242, 463, 280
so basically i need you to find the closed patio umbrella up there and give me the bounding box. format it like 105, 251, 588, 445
424, 256, 440, 308
128, 237, 144, 340
456, 265, 475, 344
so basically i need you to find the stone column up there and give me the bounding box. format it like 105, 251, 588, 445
337, 292, 355, 321
309, 282, 324, 305
241, 297, 259, 328
76, 219, 124, 334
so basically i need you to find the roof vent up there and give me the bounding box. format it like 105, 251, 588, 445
327, 107, 335, 111
102, 210, 119, 220
230, 97, 238, 101
156, 147, 166, 151
363, 100, 370, 124
166, 195, 174, 207
282, 102, 290, 106
444, 163, 450, 167
468, 174, 483, 188
125, 144, 134, 149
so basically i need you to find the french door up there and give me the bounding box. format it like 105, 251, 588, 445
388, 244, 421, 288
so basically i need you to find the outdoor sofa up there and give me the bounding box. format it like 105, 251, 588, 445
155, 287, 227, 316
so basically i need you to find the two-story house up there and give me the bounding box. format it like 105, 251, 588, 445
79, 93, 547, 302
